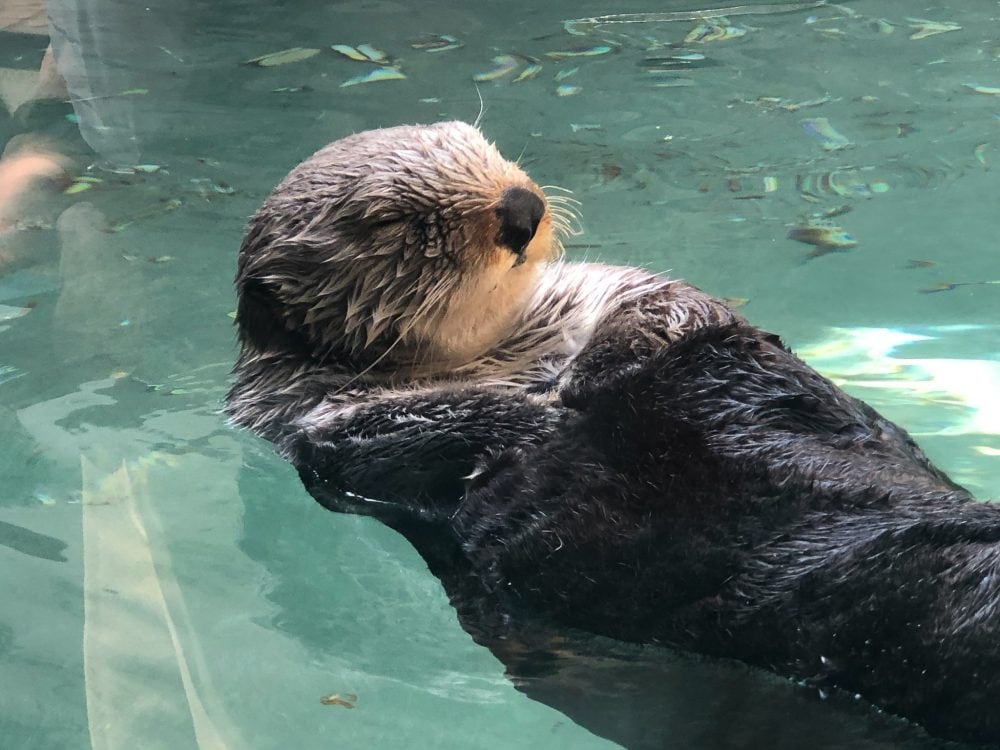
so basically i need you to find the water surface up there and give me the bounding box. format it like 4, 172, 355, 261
1, 1, 998, 747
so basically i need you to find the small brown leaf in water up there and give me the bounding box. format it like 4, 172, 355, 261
320, 692, 358, 708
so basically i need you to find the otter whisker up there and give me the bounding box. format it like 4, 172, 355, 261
539, 184, 576, 195
473, 83, 486, 129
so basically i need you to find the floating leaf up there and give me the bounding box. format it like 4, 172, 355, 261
919, 282, 960, 293
340, 66, 406, 87
513, 63, 543, 82
685, 21, 748, 43
545, 44, 613, 59
356, 44, 389, 64
907, 19, 961, 40
64, 181, 94, 194
331, 44, 389, 64
788, 224, 857, 250
963, 83, 1000, 96
473, 55, 520, 82
320, 693, 357, 708
800, 117, 852, 151
244, 47, 320, 67
331, 44, 369, 61
411, 34, 463, 52
0, 305, 32, 322
974, 143, 989, 167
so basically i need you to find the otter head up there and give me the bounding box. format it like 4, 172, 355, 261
234, 121, 561, 374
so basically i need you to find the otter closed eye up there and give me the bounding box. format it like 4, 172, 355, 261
496, 186, 545, 265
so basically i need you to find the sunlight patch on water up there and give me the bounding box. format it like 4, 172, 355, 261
802, 326, 1000, 437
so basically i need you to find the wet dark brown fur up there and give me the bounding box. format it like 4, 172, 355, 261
228, 121, 1000, 747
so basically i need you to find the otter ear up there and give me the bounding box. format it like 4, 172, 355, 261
235, 278, 292, 353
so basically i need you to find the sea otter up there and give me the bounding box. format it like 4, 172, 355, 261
227, 121, 1000, 746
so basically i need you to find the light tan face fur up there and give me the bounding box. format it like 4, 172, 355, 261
407, 176, 556, 367
236, 120, 565, 375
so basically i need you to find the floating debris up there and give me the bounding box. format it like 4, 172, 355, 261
330, 44, 369, 61
974, 143, 989, 167
33, 490, 57, 506
244, 47, 320, 67
570, 123, 602, 132
801, 117, 852, 150
109, 198, 182, 232
763, 176, 778, 193
474, 55, 520, 82
341, 66, 406, 87
356, 44, 388, 63
330, 44, 389, 64
64, 181, 93, 195
641, 52, 718, 72
906, 259, 936, 269
788, 224, 858, 252
556, 84, 582, 97
601, 163, 622, 180
963, 83, 1000, 96
872, 18, 895, 34
907, 19, 961, 40
64, 175, 103, 195
191, 177, 236, 196
321, 692, 357, 709
555, 67, 579, 81
818, 204, 853, 219
920, 280, 1000, 294
0, 365, 24, 385
797, 169, 880, 199
0, 305, 32, 322
563, 2, 826, 35
411, 34, 463, 53
743, 95, 835, 112
685, 21, 749, 43
513, 62, 543, 83
652, 77, 696, 88
545, 44, 614, 59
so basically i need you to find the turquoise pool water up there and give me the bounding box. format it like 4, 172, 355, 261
1, 1, 998, 747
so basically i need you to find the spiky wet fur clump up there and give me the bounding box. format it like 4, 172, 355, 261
228, 121, 1000, 747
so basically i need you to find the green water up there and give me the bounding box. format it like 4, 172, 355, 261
1, 1, 998, 748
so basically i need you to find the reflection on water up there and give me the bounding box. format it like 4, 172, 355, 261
1, 0, 998, 748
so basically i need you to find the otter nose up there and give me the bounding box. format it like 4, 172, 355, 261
496, 186, 545, 265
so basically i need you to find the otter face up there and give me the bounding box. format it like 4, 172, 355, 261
235, 121, 562, 374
